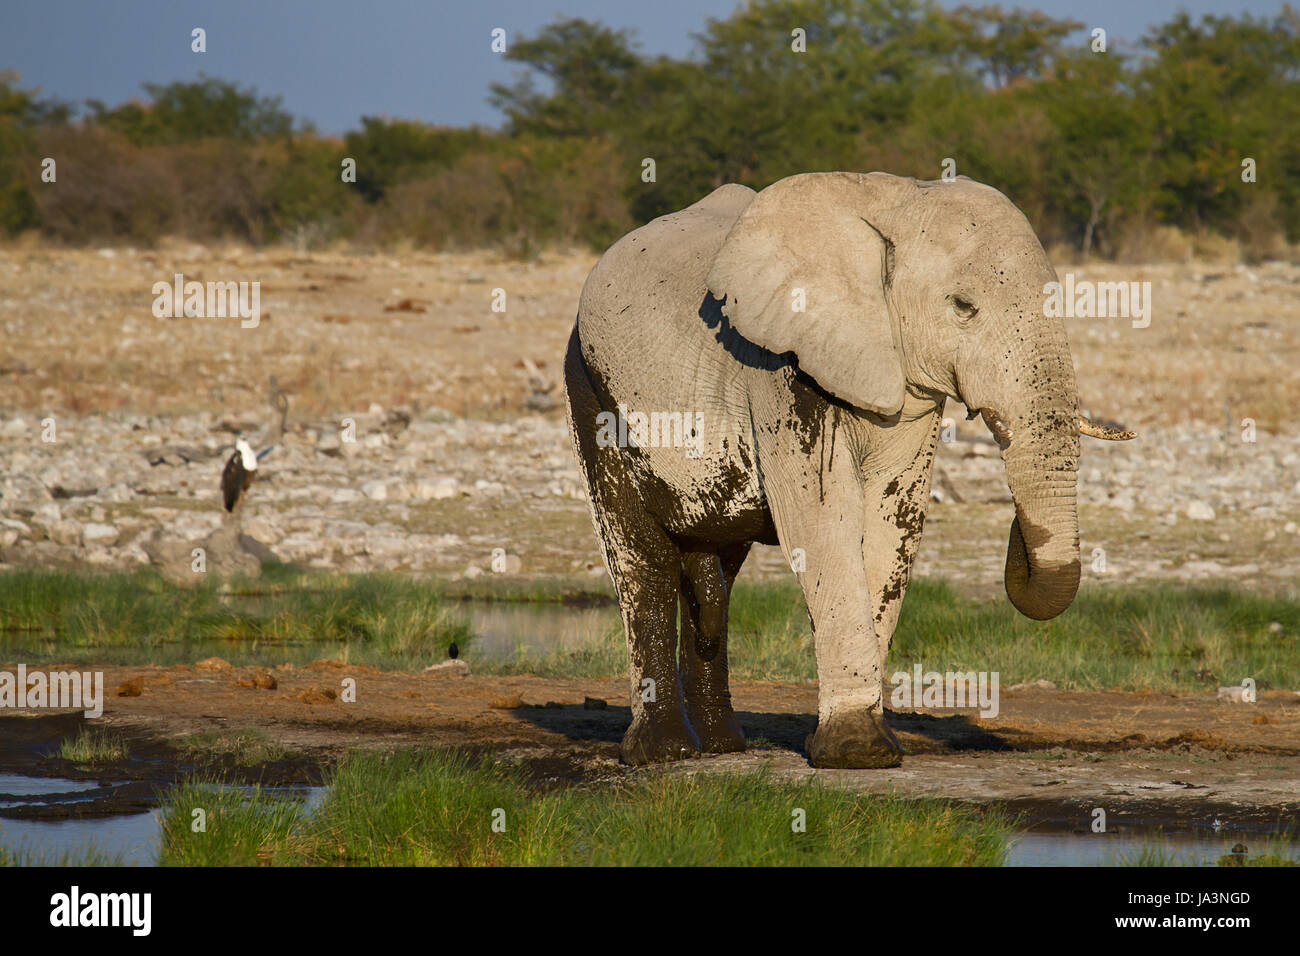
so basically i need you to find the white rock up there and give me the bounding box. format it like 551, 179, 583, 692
423, 658, 470, 676
364, 536, 407, 558
81, 523, 119, 546
361, 481, 388, 501
413, 477, 459, 500
32, 503, 61, 525
1216, 686, 1253, 703
1186, 501, 1216, 521
385, 481, 413, 502
98, 483, 134, 502
49, 521, 81, 545
274, 534, 324, 563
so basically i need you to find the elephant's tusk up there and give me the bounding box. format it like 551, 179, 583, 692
979, 408, 1013, 445
1077, 415, 1136, 441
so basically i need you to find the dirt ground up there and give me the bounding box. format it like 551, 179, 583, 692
5, 661, 1298, 827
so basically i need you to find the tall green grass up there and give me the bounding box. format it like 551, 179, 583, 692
725, 578, 1300, 692
2, 567, 1296, 690
0, 565, 471, 669
55, 726, 130, 765
159, 749, 1009, 866
890, 578, 1300, 692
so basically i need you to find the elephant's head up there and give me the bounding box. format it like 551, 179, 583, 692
707, 172, 1132, 621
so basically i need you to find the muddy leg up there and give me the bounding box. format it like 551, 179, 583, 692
618, 555, 700, 765
564, 327, 699, 765
678, 544, 750, 754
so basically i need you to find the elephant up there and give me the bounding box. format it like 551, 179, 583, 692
563, 172, 1133, 769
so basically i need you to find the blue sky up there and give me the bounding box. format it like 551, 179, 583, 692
0, 0, 1288, 133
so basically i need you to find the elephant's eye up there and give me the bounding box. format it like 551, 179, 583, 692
952, 296, 979, 319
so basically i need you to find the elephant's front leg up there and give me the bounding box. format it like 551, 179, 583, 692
798, 557, 903, 768
862, 406, 943, 666
761, 414, 902, 769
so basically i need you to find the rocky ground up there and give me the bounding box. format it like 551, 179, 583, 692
1, 245, 1298, 594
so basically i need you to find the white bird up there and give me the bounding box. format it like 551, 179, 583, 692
221, 439, 259, 512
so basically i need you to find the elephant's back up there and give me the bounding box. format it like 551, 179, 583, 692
577, 184, 755, 374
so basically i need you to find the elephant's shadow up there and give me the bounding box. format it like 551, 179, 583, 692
698, 291, 887, 416
507, 703, 1015, 758
698, 292, 792, 375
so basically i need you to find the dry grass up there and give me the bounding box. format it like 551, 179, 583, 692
0, 241, 591, 419
2, 243, 1297, 433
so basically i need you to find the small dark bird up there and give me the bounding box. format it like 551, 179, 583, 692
221, 438, 258, 512
447, 642, 459, 660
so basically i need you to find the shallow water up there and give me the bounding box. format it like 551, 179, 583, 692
0, 773, 101, 802
465, 602, 618, 660
0, 809, 164, 866
1005, 829, 1296, 867
0, 773, 324, 865
0, 598, 620, 668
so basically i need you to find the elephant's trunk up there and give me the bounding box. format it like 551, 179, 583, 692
993, 401, 1081, 620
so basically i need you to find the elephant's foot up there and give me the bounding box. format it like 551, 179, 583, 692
620, 714, 701, 765
685, 701, 746, 755
805, 708, 903, 769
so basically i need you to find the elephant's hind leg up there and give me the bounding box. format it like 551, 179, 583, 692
564, 326, 699, 765
678, 544, 749, 754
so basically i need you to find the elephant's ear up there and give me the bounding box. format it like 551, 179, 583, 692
707, 172, 909, 416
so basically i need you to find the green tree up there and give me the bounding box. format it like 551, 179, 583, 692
489, 18, 643, 137
1033, 52, 1146, 255
1137, 9, 1300, 236
85, 75, 296, 145
949, 4, 1083, 89
343, 118, 492, 202
0, 73, 69, 233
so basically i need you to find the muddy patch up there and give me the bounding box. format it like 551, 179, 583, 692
2, 669, 1297, 837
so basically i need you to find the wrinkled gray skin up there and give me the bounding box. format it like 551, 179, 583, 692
565, 172, 1114, 768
